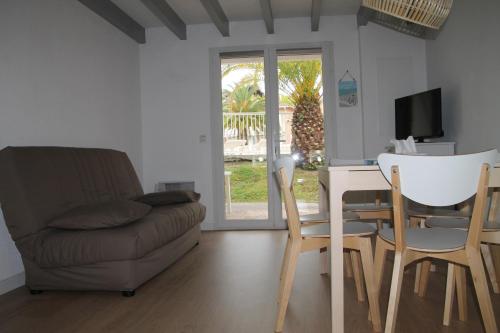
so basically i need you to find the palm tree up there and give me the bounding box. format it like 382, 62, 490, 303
278, 60, 323, 165
222, 60, 324, 166
223, 81, 264, 114
222, 78, 265, 141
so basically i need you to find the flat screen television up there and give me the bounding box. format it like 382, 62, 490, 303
395, 88, 443, 141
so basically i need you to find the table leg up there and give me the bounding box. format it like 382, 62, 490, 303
330, 171, 348, 333
319, 178, 330, 275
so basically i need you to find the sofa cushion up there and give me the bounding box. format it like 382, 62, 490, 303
135, 190, 200, 207
0, 147, 144, 241
48, 200, 152, 230
34, 202, 206, 268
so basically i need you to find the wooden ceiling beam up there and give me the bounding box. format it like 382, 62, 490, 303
259, 0, 274, 34
200, 0, 230, 37
77, 0, 145, 44
311, 0, 321, 31
140, 0, 187, 40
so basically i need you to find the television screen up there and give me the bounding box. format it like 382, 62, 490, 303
395, 88, 443, 140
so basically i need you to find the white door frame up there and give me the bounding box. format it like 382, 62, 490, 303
209, 42, 337, 230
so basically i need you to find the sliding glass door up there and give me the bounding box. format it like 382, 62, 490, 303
211, 43, 334, 229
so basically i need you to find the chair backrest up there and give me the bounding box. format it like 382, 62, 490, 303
378, 150, 497, 250
274, 156, 301, 240
378, 150, 498, 207
275, 157, 295, 189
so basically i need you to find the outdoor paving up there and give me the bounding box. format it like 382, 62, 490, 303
226, 202, 318, 220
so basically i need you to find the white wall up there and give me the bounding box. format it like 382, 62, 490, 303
140, 16, 364, 230
360, 24, 427, 158
0, 0, 142, 288
140, 16, 428, 229
426, 0, 500, 153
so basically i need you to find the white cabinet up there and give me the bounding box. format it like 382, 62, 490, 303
415, 142, 455, 156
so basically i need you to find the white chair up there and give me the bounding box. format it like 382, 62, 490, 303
375, 150, 498, 333
273, 156, 382, 332
407, 206, 472, 296
421, 188, 500, 326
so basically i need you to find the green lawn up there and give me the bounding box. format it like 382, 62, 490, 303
225, 161, 318, 202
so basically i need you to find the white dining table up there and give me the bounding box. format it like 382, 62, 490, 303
318, 161, 500, 333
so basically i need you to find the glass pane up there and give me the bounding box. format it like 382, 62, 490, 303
221, 53, 268, 220
277, 49, 325, 216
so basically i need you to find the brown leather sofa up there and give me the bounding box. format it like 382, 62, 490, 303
0, 146, 205, 296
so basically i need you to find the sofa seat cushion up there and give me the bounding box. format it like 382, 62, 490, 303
34, 202, 206, 268
48, 200, 152, 230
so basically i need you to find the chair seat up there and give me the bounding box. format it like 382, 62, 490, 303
407, 207, 471, 219
344, 203, 392, 212
426, 216, 500, 231
378, 227, 467, 252
300, 211, 360, 224
301, 221, 376, 238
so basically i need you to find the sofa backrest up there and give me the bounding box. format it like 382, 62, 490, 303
0, 146, 144, 240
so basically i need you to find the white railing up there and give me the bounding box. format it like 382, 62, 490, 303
223, 112, 292, 140
223, 112, 293, 157
223, 112, 266, 141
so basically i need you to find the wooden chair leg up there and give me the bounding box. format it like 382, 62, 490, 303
455, 264, 468, 322
466, 248, 498, 333
374, 237, 389, 294
344, 252, 353, 278
384, 250, 407, 333
376, 219, 384, 230
414, 263, 421, 294
279, 239, 292, 283
275, 241, 301, 332
409, 217, 421, 294
416, 214, 432, 296
443, 263, 456, 326
351, 250, 366, 302
481, 243, 500, 293
491, 244, 500, 283
277, 238, 292, 304
417, 260, 432, 297
320, 247, 329, 275
359, 238, 382, 332
408, 217, 420, 228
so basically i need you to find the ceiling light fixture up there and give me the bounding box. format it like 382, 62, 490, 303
358, 0, 453, 39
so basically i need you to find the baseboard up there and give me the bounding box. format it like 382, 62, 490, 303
0, 272, 25, 295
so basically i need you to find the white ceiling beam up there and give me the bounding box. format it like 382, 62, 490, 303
259, 0, 274, 34
140, 0, 187, 40
77, 0, 146, 43
200, 0, 230, 37
311, 0, 321, 31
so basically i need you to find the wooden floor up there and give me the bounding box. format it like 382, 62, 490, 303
0, 231, 498, 333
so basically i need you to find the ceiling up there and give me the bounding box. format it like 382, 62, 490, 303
111, 0, 361, 28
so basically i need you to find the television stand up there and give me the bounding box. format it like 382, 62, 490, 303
415, 141, 455, 155
413, 138, 436, 143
